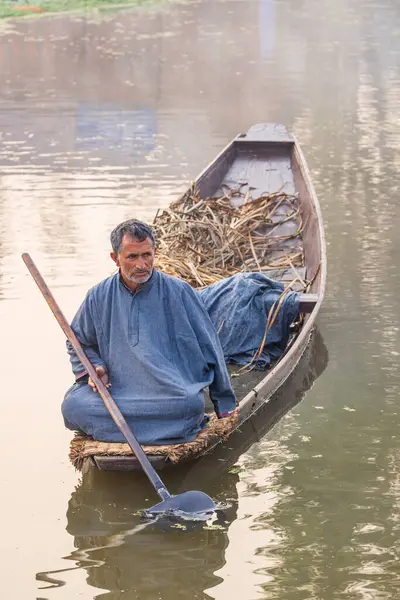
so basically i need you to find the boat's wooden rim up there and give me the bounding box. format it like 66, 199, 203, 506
190, 124, 326, 424
236, 133, 326, 422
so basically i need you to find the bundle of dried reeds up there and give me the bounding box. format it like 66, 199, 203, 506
153, 185, 304, 288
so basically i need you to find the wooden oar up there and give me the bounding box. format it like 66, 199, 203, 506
22, 253, 216, 520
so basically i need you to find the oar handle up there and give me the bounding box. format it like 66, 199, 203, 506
22, 253, 170, 502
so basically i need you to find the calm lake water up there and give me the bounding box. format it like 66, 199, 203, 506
0, 1, 399, 598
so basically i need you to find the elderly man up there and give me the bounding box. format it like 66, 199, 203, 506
62, 219, 237, 445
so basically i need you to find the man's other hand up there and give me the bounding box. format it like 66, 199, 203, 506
88, 366, 111, 393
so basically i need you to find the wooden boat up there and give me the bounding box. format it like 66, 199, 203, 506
71, 123, 326, 473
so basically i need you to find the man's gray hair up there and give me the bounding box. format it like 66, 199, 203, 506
110, 219, 156, 254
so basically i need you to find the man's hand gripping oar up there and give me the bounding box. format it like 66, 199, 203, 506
89, 365, 111, 394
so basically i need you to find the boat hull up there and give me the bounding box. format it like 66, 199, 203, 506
80, 123, 326, 472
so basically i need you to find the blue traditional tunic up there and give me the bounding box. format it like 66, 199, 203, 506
62, 270, 237, 445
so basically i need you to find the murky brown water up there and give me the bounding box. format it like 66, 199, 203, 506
0, 0, 399, 598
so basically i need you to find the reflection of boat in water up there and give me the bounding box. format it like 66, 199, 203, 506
61, 469, 238, 598
71, 123, 326, 473
36, 328, 328, 596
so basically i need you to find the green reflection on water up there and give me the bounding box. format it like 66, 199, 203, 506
0, 0, 165, 20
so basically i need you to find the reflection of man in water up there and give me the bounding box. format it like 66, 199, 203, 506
62, 219, 236, 445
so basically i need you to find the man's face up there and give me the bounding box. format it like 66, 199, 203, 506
111, 235, 156, 285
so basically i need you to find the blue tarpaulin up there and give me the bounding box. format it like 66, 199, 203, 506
199, 273, 299, 369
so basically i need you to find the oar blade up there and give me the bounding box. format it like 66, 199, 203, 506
144, 490, 216, 521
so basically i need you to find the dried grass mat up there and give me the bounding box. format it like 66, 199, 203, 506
70, 411, 238, 471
